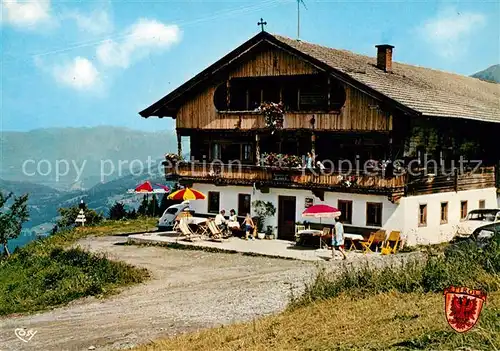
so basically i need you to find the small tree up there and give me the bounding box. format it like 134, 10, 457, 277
57, 206, 103, 229
0, 192, 29, 256
109, 202, 127, 220
137, 195, 149, 216
148, 195, 160, 217
127, 208, 138, 219
251, 200, 276, 233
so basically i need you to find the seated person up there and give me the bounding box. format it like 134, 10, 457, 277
229, 209, 237, 222
215, 209, 228, 232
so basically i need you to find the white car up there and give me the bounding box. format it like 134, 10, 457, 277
157, 202, 190, 230
455, 209, 500, 238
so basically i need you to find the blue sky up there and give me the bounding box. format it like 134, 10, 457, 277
1, 0, 499, 132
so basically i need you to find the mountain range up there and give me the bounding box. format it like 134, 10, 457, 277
1, 126, 180, 240
471, 64, 500, 83
0, 126, 178, 190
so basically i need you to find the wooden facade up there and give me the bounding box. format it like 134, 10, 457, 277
175, 46, 391, 132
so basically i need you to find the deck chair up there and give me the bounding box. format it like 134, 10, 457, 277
173, 211, 192, 231
360, 230, 386, 254
207, 219, 223, 242
381, 231, 401, 255
177, 218, 200, 242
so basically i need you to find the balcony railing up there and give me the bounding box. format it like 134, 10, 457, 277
165, 162, 407, 196
165, 162, 497, 199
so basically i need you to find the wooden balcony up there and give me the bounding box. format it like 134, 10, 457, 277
165, 162, 407, 197
165, 162, 497, 200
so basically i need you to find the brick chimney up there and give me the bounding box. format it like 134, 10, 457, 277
375, 44, 394, 72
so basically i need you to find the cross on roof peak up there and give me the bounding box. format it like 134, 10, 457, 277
257, 18, 267, 32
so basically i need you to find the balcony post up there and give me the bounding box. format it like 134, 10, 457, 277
255, 133, 261, 166
177, 131, 182, 158
311, 132, 316, 161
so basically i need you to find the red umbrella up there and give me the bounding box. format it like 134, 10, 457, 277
128, 181, 170, 194
302, 204, 341, 218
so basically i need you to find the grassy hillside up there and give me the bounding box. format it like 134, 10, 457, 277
471, 64, 500, 83
134, 242, 500, 350
0, 219, 156, 316
0, 126, 177, 190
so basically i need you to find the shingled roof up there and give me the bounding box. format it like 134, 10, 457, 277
272, 34, 500, 123
141, 31, 500, 123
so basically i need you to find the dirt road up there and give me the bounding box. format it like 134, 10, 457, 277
0, 236, 316, 351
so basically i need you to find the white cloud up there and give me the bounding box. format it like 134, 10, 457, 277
65, 9, 112, 35
52, 57, 100, 90
1, 0, 51, 28
418, 8, 486, 58
97, 19, 181, 68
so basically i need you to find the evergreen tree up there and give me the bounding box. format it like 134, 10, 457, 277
148, 195, 160, 217
137, 195, 149, 216
109, 202, 127, 220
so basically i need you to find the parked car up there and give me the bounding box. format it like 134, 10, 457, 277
471, 222, 500, 249
157, 202, 190, 230
455, 209, 500, 238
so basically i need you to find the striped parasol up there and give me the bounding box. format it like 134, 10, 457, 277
167, 187, 206, 200
302, 204, 341, 218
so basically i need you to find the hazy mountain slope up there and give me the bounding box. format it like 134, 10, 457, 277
471, 64, 500, 83
0, 126, 176, 190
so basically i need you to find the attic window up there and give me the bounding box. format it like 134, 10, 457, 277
214, 75, 346, 112
213, 83, 228, 111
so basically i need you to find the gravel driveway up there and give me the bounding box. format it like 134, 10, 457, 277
0, 236, 316, 351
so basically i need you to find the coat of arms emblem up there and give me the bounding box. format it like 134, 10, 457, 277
444, 286, 487, 333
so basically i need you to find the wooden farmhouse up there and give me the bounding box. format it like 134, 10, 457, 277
140, 31, 500, 245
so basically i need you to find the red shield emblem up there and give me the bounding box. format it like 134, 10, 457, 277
444, 286, 487, 333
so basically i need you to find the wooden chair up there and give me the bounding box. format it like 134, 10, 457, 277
360, 230, 386, 254
173, 211, 192, 231
381, 231, 401, 255
373, 230, 388, 252
177, 218, 200, 242
207, 219, 223, 242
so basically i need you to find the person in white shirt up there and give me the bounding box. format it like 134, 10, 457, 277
228, 209, 237, 222
215, 210, 227, 232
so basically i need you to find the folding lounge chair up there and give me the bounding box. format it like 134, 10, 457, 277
381, 231, 401, 255
360, 230, 386, 254
207, 219, 223, 242
177, 218, 200, 242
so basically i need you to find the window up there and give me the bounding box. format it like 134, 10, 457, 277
338, 200, 353, 224
419, 204, 427, 227
242, 144, 252, 162
366, 202, 383, 227
460, 201, 468, 220
211, 143, 221, 160
238, 194, 251, 216
208, 192, 220, 213
479, 200, 486, 209
440, 202, 448, 224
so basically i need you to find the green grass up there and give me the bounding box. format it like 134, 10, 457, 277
0, 218, 156, 315
291, 239, 500, 308
132, 237, 500, 351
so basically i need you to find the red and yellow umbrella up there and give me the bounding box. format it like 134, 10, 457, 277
167, 187, 206, 200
